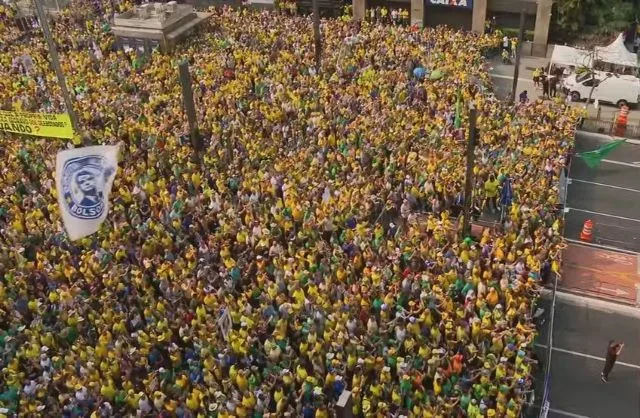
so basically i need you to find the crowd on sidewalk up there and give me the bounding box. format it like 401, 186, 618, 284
0, 2, 580, 417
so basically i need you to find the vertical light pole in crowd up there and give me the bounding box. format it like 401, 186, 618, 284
461, 102, 477, 237
178, 60, 203, 156
33, 0, 80, 133
510, 9, 526, 104
312, 0, 322, 73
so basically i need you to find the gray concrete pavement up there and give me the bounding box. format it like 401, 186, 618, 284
532, 293, 640, 418
565, 132, 640, 252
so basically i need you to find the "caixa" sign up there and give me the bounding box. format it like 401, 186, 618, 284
429, 0, 473, 8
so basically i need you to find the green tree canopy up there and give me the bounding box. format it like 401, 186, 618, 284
552, 0, 637, 42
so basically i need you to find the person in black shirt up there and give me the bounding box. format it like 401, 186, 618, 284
601, 340, 624, 382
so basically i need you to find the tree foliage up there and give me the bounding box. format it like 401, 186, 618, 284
552, 0, 637, 42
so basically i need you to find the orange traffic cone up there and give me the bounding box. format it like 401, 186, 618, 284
580, 219, 593, 242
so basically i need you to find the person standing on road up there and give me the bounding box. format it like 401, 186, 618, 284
541, 75, 550, 99
601, 340, 624, 382
484, 173, 500, 214
549, 73, 558, 97
532, 67, 542, 88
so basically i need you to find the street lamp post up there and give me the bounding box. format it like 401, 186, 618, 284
510, 9, 526, 104
33, 0, 80, 133
461, 102, 478, 237
178, 60, 203, 157
312, 0, 322, 73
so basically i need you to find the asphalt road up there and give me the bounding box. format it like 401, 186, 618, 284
488, 66, 640, 251
565, 132, 640, 252
531, 294, 640, 418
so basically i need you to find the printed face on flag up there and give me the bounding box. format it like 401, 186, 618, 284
61, 157, 108, 220
56, 145, 119, 240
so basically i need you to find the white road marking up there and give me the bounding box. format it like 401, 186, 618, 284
489, 73, 532, 83
535, 344, 640, 369
565, 207, 640, 223
568, 178, 640, 193
549, 408, 591, 418
577, 131, 640, 146
600, 158, 640, 168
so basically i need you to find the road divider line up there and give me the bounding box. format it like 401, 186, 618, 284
489, 73, 532, 83
578, 131, 640, 146
600, 158, 640, 168
565, 207, 640, 223
568, 178, 640, 193
535, 344, 640, 369
548, 408, 591, 418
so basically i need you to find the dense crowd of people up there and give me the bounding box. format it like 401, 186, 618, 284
0, 2, 580, 417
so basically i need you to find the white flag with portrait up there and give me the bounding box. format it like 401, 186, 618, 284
55, 145, 119, 240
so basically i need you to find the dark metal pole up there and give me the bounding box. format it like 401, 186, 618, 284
178, 60, 202, 154
33, 0, 80, 133
462, 103, 477, 237
510, 9, 526, 104
312, 0, 322, 73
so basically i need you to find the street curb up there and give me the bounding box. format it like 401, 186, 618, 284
564, 238, 640, 256
542, 287, 640, 317
557, 286, 636, 306
577, 130, 640, 145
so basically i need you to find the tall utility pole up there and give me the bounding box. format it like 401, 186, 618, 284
312, 0, 322, 73
510, 9, 526, 104
178, 60, 203, 156
33, 0, 80, 133
461, 102, 477, 237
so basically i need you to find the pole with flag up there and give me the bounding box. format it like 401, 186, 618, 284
577, 139, 626, 168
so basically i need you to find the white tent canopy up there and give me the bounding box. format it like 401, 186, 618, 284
550, 45, 592, 69
594, 33, 637, 68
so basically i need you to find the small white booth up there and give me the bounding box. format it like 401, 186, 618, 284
550, 45, 592, 70
593, 33, 638, 76
551, 34, 639, 78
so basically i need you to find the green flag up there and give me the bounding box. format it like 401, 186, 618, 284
577, 139, 626, 168
454, 90, 462, 129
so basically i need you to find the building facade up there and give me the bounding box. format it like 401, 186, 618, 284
111, 2, 211, 53
353, 0, 553, 57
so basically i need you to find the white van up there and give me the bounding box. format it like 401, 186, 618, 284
562, 72, 640, 107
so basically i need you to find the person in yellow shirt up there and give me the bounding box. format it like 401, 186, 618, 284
484, 173, 501, 214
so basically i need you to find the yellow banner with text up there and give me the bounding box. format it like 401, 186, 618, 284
0, 110, 74, 139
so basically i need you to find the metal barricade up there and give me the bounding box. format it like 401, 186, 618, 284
580, 117, 640, 140
538, 145, 573, 418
